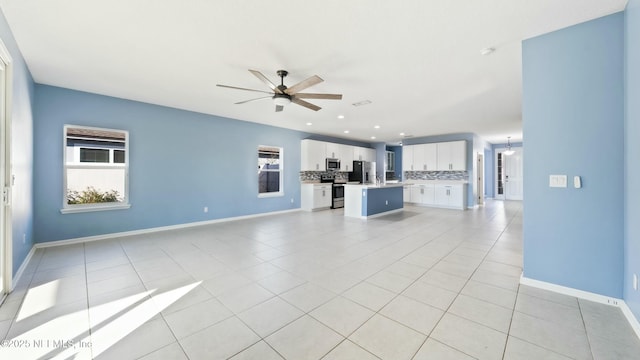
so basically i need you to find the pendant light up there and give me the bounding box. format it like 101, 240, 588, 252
504, 136, 515, 156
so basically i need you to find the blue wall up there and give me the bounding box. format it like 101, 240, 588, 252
386, 145, 402, 179
522, 13, 625, 297
33, 85, 317, 243
363, 186, 403, 216
0, 10, 35, 275
625, 0, 640, 320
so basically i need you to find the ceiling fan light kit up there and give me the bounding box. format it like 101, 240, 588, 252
217, 69, 342, 112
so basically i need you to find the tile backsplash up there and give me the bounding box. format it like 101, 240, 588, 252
300, 171, 349, 182
301, 170, 467, 182
404, 171, 468, 181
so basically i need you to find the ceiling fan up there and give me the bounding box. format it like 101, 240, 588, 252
217, 69, 342, 112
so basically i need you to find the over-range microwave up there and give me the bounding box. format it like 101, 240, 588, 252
326, 158, 340, 171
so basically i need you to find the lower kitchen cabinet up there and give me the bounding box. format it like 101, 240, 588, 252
301, 184, 332, 211
434, 184, 465, 209
403, 185, 412, 202
410, 185, 435, 205
404, 183, 466, 210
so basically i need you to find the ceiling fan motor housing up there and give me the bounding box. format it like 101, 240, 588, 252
276, 70, 288, 78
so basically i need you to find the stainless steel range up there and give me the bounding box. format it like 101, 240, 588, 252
332, 182, 345, 209
321, 174, 344, 209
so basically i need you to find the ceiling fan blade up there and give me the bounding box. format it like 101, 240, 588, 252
249, 69, 283, 94
295, 93, 343, 100
285, 75, 323, 95
275, 105, 284, 112
216, 84, 273, 95
292, 97, 321, 111
235, 96, 272, 105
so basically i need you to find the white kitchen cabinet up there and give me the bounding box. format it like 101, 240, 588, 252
326, 142, 340, 159
403, 185, 412, 202
301, 184, 332, 211
354, 146, 376, 162
436, 141, 467, 171
363, 148, 376, 162
339, 144, 354, 171
434, 184, 465, 209
402, 145, 414, 172
301, 140, 327, 171
410, 184, 435, 205
413, 143, 437, 171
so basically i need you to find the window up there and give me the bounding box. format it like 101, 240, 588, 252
258, 145, 283, 197
62, 125, 130, 213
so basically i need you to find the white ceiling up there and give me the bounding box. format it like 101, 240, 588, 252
0, 0, 628, 144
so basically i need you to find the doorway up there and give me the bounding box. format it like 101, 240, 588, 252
0, 39, 12, 299
495, 147, 523, 201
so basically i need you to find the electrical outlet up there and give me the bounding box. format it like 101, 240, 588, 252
203, 206, 208, 213
290, 198, 294, 204
634, 273, 638, 291
385, 200, 389, 205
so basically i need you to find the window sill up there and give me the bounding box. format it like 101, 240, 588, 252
258, 192, 283, 198
60, 203, 131, 214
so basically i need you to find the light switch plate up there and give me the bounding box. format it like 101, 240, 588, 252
549, 175, 568, 188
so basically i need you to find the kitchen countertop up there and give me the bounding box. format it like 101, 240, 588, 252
345, 183, 406, 189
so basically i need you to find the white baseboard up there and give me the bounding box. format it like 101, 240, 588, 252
12, 245, 36, 291
35, 208, 301, 249
521, 275, 640, 340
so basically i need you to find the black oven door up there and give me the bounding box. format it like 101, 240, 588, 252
332, 184, 344, 209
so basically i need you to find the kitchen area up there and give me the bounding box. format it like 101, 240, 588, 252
300, 138, 470, 218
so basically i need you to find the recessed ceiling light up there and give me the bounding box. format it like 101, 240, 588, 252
344, 130, 350, 134
337, 115, 345, 119
306, 122, 312, 126
400, 132, 405, 136
371, 136, 376, 140
374, 125, 380, 129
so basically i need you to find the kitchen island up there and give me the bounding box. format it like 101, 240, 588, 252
344, 183, 405, 219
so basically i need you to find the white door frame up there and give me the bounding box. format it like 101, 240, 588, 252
477, 153, 484, 205
494, 148, 506, 200
0, 38, 12, 298
494, 147, 523, 201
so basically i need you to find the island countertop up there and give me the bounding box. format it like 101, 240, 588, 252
344, 182, 406, 189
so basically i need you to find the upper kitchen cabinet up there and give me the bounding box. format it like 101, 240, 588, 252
363, 148, 376, 162
436, 141, 467, 171
326, 142, 340, 159
413, 143, 437, 171
301, 139, 326, 171
354, 147, 376, 162
402, 145, 414, 171
340, 144, 355, 171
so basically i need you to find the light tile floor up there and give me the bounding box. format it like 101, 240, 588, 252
1, 200, 639, 359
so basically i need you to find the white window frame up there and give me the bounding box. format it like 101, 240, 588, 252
257, 145, 284, 198
61, 125, 131, 214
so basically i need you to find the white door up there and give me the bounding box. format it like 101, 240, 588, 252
0, 41, 11, 298
505, 148, 523, 200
